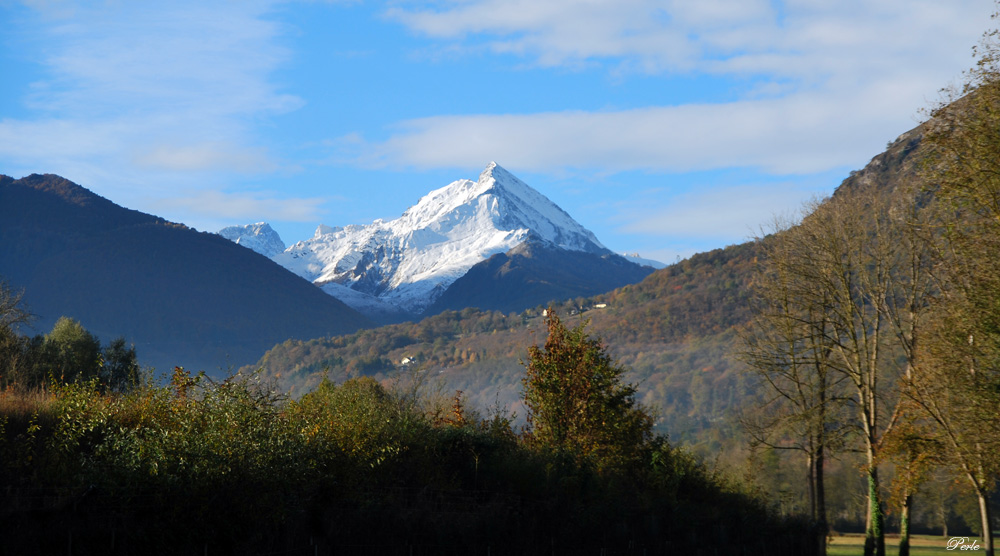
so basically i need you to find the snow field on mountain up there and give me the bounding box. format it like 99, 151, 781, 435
226, 162, 610, 315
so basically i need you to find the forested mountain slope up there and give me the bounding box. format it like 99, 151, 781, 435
424, 239, 655, 315
251, 241, 756, 448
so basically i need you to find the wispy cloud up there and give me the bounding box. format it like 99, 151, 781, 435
386, 0, 770, 72
367, 0, 990, 175
134, 142, 277, 173
156, 189, 327, 224
387, 0, 986, 82
0, 1, 297, 199
618, 181, 825, 242
23, 2, 299, 118
354, 86, 918, 175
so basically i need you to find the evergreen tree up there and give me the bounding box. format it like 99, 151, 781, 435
521, 309, 653, 471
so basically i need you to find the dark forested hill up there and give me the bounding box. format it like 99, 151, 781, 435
0, 174, 371, 373
424, 240, 654, 315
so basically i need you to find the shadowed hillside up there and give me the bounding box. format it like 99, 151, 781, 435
424, 239, 654, 315
0, 174, 372, 373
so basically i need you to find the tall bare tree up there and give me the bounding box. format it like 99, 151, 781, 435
744, 177, 935, 556
876, 175, 940, 556
909, 300, 1000, 556
797, 192, 882, 556
741, 214, 854, 556
0, 279, 33, 387
0, 279, 31, 333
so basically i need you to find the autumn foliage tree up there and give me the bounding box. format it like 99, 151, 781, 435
521, 309, 653, 471
910, 17, 1000, 556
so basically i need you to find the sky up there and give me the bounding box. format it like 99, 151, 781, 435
0, 1, 994, 264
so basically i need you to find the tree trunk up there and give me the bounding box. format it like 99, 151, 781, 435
863, 466, 885, 556
815, 443, 828, 556
899, 492, 912, 556
807, 453, 817, 521
977, 489, 994, 556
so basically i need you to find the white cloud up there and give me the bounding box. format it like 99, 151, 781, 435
356, 85, 918, 175
156, 190, 327, 223
387, 0, 701, 70
0, 118, 130, 161
0, 1, 297, 181
134, 143, 277, 173
365, 1, 991, 175
387, 0, 988, 80
27, 2, 298, 117
618, 182, 822, 241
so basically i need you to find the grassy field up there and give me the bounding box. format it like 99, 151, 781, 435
828, 533, 984, 555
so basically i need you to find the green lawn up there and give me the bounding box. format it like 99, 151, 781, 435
828, 533, 984, 555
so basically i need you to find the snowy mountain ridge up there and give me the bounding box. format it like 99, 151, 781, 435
269, 162, 608, 315
218, 222, 286, 258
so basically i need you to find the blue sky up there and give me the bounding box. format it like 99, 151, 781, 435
0, 1, 993, 263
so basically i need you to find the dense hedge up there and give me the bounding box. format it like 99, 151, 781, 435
0, 371, 816, 555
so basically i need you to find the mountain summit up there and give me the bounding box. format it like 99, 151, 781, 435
267, 163, 647, 318
400, 161, 607, 255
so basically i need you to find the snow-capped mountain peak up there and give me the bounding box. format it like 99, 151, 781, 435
267, 163, 611, 315
395, 162, 604, 254
218, 222, 286, 258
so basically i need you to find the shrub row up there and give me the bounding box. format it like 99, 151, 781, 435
0, 371, 816, 555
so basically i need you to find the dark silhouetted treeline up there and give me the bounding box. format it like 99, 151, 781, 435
0, 368, 816, 555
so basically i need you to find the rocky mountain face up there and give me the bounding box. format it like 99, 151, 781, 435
227, 163, 654, 321
0, 174, 371, 374
218, 222, 286, 258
